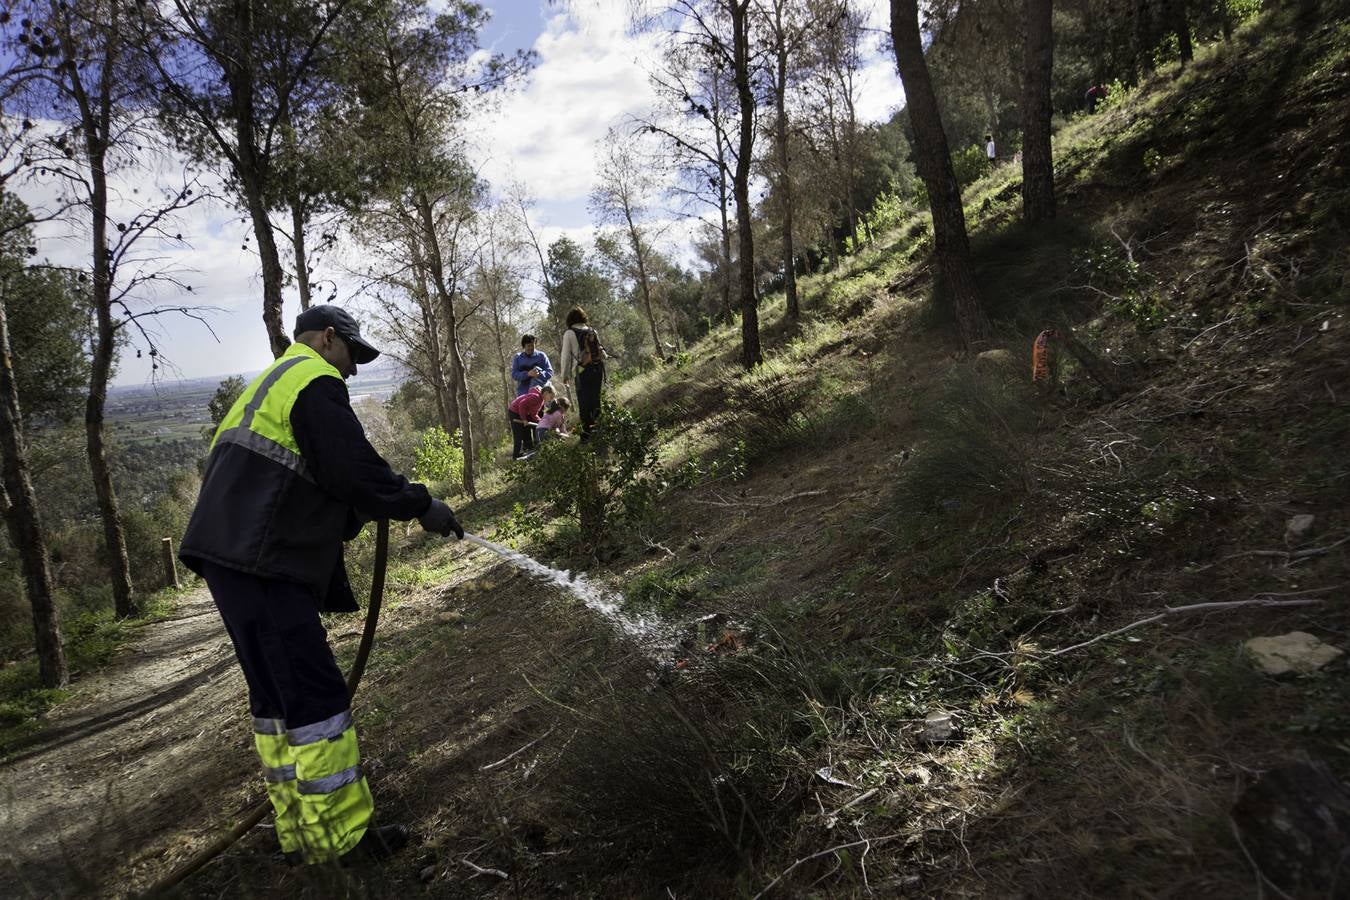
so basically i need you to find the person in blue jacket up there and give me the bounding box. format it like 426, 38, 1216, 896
510, 334, 553, 396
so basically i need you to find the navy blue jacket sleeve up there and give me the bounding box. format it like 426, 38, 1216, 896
537, 352, 554, 383
291, 376, 432, 522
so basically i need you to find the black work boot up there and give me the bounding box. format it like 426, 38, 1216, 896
340, 824, 410, 866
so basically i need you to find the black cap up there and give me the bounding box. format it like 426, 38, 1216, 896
293, 305, 380, 365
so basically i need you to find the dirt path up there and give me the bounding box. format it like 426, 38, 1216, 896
0, 589, 258, 898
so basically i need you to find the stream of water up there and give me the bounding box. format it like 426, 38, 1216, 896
461, 533, 671, 645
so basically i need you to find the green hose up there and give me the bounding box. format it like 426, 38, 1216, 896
141, 519, 391, 897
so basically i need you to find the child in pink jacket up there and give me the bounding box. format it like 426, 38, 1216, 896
535, 397, 571, 444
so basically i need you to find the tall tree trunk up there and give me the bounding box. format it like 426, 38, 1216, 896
730, 0, 762, 370
0, 298, 68, 688
1169, 0, 1193, 63
290, 197, 311, 310
415, 197, 475, 499
718, 164, 734, 322
890, 0, 989, 349
486, 273, 512, 411
282, 119, 312, 310
1021, 0, 1057, 224
1134, 0, 1156, 76
773, 31, 798, 320
410, 243, 456, 435
225, 1, 289, 357
78, 7, 138, 618
446, 341, 475, 498
842, 81, 865, 248
712, 92, 734, 324
625, 211, 663, 355
87, 268, 136, 617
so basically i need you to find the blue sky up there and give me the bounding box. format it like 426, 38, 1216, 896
18, 0, 903, 387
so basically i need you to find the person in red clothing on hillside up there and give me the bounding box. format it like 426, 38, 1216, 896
508, 383, 555, 459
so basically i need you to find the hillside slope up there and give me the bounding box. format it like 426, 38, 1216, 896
47, 3, 1347, 897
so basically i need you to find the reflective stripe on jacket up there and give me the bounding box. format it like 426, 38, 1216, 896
180, 343, 357, 610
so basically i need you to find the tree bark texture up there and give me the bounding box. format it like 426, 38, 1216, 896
1168, 0, 1193, 63
730, 0, 762, 369
772, 25, 798, 320
1021, 0, 1057, 224
291, 196, 311, 310
0, 297, 68, 688
889, 0, 990, 349
711, 86, 734, 323
1134, 0, 1156, 75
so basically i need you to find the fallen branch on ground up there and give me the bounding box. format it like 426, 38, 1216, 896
1192, 535, 1350, 571
462, 859, 510, 880
752, 833, 903, 899
1045, 589, 1342, 657
693, 490, 826, 508
825, 787, 879, 820
480, 724, 557, 771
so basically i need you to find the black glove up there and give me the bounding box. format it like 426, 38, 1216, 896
419, 499, 464, 539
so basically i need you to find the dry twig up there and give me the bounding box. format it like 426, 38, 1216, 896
693, 490, 827, 508
462, 858, 510, 880
480, 724, 557, 771
752, 833, 903, 899
1045, 590, 1340, 657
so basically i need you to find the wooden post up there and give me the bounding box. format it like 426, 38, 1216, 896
161, 537, 180, 589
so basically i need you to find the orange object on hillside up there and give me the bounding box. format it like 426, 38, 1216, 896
1032, 329, 1058, 383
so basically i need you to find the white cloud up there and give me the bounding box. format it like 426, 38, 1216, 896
471, 0, 903, 225
470, 1, 664, 206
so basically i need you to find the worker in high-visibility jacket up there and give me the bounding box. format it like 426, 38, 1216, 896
180, 305, 463, 865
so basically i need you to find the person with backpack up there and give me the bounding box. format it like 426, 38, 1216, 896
560, 306, 606, 440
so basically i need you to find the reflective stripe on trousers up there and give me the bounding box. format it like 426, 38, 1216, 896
251, 709, 373, 862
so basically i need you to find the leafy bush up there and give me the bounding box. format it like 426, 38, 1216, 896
952, 143, 993, 188
121, 469, 200, 593
412, 426, 464, 488
625, 564, 707, 615
866, 189, 912, 236
1074, 240, 1165, 330
1100, 78, 1132, 112
507, 401, 661, 540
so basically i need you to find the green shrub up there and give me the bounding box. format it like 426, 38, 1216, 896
507, 401, 661, 541
625, 565, 707, 615
412, 426, 464, 487
1100, 78, 1132, 112
866, 189, 912, 236
952, 143, 993, 189
1073, 241, 1165, 330
122, 469, 200, 593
